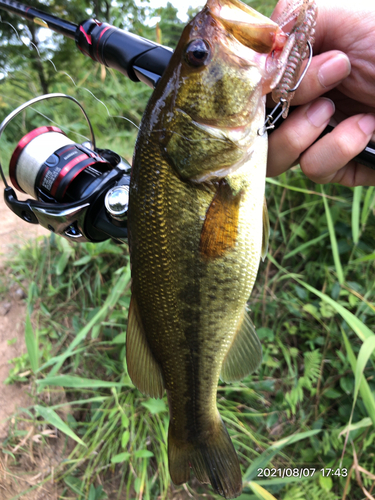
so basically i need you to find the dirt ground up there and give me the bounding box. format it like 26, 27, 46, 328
0, 186, 58, 498
0, 187, 49, 440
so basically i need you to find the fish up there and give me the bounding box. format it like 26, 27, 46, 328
126, 0, 316, 497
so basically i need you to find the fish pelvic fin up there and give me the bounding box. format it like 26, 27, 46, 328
220, 307, 262, 383
126, 296, 165, 398
199, 180, 242, 259
261, 197, 270, 261
168, 415, 242, 499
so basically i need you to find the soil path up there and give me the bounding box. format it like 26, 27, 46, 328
0, 186, 48, 440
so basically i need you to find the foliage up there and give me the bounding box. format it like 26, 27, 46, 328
1, 0, 375, 499
2, 170, 375, 499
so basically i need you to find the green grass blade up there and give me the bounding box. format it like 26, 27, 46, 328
351, 251, 375, 263
341, 330, 375, 427
299, 280, 373, 342
352, 186, 363, 244
354, 335, 375, 408
25, 312, 39, 373
361, 186, 375, 227
36, 375, 128, 389
243, 429, 321, 481
266, 178, 346, 202
321, 185, 344, 284
38, 263, 131, 375
248, 482, 278, 500
35, 405, 87, 446
268, 254, 374, 342
284, 232, 328, 260
340, 417, 372, 435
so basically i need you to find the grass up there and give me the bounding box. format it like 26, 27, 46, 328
0, 0, 374, 496
1, 166, 375, 500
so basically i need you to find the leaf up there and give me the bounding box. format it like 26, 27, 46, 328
121, 414, 129, 428
121, 430, 130, 448
73, 255, 92, 266
39, 264, 131, 375
319, 474, 333, 492
352, 186, 363, 244
35, 405, 86, 446
36, 375, 126, 389
64, 475, 84, 496
339, 417, 372, 436
284, 232, 328, 260
111, 452, 130, 463
321, 186, 344, 284
88, 484, 96, 500
244, 429, 321, 481
352, 252, 375, 263
56, 238, 74, 276
112, 332, 126, 344
134, 449, 154, 458
248, 482, 278, 500
361, 186, 375, 227
354, 335, 375, 412
342, 329, 375, 427
25, 313, 38, 373
141, 398, 167, 414
295, 278, 373, 342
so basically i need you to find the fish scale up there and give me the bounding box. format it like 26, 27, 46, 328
126, 0, 317, 497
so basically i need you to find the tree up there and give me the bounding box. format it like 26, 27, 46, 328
0, 0, 150, 94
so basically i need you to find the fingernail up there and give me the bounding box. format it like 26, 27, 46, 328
318, 54, 351, 88
358, 114, 375, 135
306, 98, 335, 128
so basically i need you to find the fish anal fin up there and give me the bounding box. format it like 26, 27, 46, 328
220, 308, 262, 383
168, 414, 242, 498
262, 197, 270, 261
199, 181, 241, 259
126, 296, 165, 398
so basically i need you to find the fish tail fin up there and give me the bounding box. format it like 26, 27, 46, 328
168, 415, 242, 499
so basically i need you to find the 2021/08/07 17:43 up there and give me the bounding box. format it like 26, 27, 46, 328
257, 468, 348, 479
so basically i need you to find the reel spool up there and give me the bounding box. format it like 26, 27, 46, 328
0, 93, 130, 243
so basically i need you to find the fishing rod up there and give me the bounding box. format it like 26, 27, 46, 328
0, 0, 173, 88
0, 0, 174, 243
0, 0, 374, 245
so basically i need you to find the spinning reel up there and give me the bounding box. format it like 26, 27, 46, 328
0, 93, 131, 243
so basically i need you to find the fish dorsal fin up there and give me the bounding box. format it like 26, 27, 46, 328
262, 197, 270, 261
220, 307, 262, 383
126, 296, 165, 398
199, 181, 242, 259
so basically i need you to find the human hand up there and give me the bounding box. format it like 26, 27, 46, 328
266, 0, 375, 186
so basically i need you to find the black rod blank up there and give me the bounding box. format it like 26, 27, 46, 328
0, 0, 77, 39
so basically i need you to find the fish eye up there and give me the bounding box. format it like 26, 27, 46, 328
185, 39, 210, 67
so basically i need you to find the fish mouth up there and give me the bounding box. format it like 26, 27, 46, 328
207, 0, 287, 54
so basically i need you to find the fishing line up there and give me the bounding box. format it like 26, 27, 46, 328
112, 115, 140, 130
0, 92, 92, 143
0, 15, 141, 141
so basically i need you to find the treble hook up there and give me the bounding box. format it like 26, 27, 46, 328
257, 40, 313, 136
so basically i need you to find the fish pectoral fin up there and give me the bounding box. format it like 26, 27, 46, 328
199, 180, 241, 259
220, 308, 262, 383
261, 197, 270, 261
126, 296, 165, 398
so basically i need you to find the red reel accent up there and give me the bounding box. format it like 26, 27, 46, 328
9, 126, 65, 193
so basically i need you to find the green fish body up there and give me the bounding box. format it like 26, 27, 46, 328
126, 0, 308, 497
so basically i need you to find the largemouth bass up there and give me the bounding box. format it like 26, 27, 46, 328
127, 0, 316, 497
